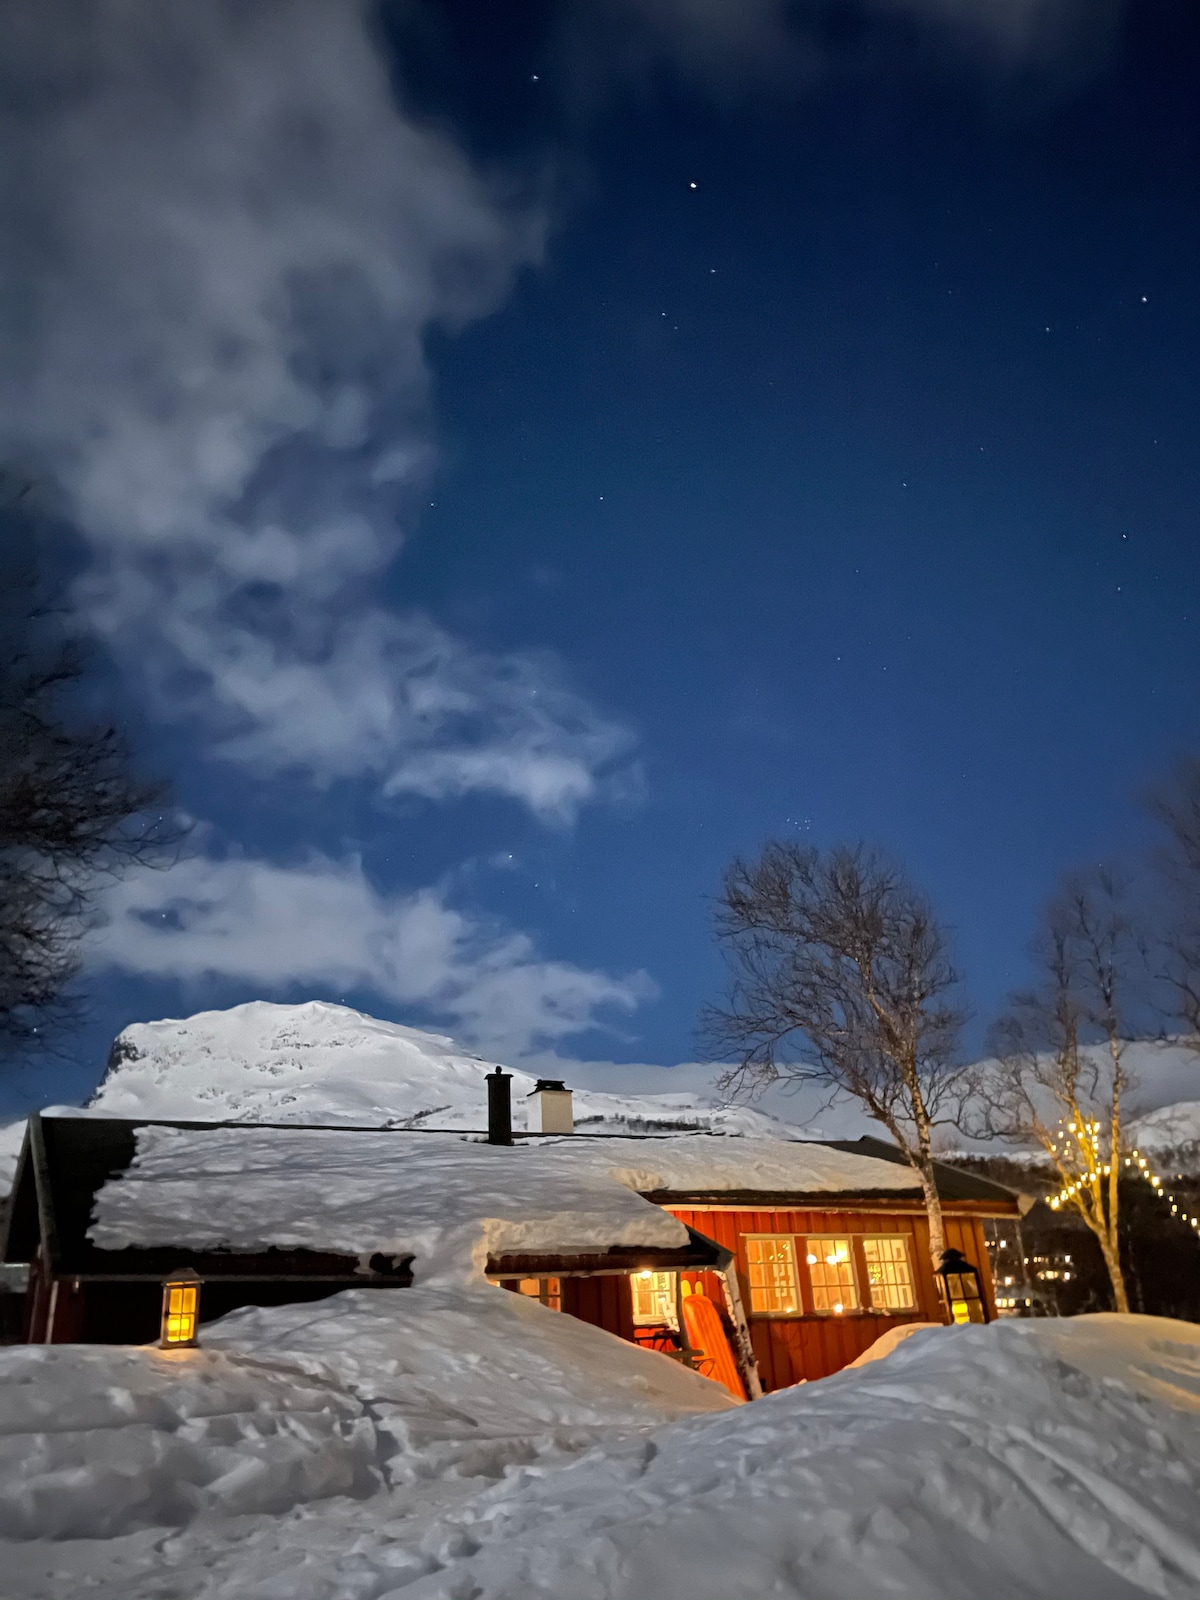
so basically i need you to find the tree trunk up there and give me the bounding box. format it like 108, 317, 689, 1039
1098, 1230, 1130, 1314
917, 1159, 947, 1264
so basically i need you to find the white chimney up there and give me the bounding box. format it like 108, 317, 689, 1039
527, 1078, 574, 1135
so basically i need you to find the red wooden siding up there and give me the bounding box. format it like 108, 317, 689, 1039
669, 1204, 998, 1390
561, 1274, 635, 1342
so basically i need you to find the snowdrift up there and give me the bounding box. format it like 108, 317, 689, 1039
2, 1307, 1198, 1598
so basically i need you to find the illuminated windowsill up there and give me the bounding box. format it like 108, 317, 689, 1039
747, 1307, 920, 1321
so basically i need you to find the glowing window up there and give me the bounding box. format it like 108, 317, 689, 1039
745, 1236, 800, 1315
160, 1275, 200, 1346
805, 1238, 859, 1313
631, 1270, 678, 1326
514, 1277, 561, 1311
861, 1236, 916, 1312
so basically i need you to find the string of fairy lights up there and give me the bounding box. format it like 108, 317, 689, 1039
1045, 1117, 1198, 1235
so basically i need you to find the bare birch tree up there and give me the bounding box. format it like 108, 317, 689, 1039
704, 842, 968, 1262
980, 871, 1137, 1313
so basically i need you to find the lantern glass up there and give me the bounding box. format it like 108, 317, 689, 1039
160, 1272, 201, 1347
935, 1250, 988, 1326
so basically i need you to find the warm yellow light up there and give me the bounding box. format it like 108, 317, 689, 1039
806, 1254, 817, 1265
640, 1269, 652, 1279
160, 1273, 201, 1348
833, 1302, 844, 1314
950, 1300, 971, 1325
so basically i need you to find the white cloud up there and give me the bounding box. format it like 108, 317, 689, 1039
869, 0, 1125, 68
562, 0, 1125, 96
0, 0, 633, 819
88, 849, 655, 1060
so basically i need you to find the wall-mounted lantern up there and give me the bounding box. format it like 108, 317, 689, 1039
935, 1248, 988, 1325
160, 1267, 202, 1347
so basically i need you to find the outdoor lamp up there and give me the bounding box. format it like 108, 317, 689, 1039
160, 1267, 201, 1347
934, 1248, 988, 1325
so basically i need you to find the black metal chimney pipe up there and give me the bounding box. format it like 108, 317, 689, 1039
487, 1066, 512, 1145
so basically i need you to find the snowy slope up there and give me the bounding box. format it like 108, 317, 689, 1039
86, 999, 798, 1137
0, 1283, 730, 1553
2, 1306, 1199, 1598
1128, 1100, 1200, 1167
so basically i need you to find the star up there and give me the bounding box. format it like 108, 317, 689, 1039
689, 182, 697, 189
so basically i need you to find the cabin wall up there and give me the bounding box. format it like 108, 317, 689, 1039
561, 1273, 635, 1342
671, 1205, 999, 1390
23, 1275, 398, 1346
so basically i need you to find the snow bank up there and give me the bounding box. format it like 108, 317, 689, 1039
86, 1122, 913, 1277
3, 1311, 1199, 1599
0, 1283, 731, 1596
0, 1342, 379, 1540
205, 1284, 735, 1482
386, 1314, 1200, 1600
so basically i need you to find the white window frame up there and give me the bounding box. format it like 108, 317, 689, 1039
803, 1236, 860, 1315
631, 1270, 678, 1328
744, 1234, 802, 1316
860, 1235, 916, 1313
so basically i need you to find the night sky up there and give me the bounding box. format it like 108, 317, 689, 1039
3, 0, 1199, 1114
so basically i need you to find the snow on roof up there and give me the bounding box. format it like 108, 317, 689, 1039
87, 1125, 916, 1280
596, 1135, 917, 1197
88, 1127, 689, 1279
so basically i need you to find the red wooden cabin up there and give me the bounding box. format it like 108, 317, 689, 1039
491, 1136, 1018, 1391
4, 1111, 1016, 1396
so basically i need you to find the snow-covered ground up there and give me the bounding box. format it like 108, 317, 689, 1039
1, 1299, 1198, 1598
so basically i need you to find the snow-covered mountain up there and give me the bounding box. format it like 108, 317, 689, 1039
84, 999, 797, 1139
1126, 1101, 1200, 1169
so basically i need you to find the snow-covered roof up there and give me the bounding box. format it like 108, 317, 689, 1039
88, 1127, 689, 1279
86, 1125, 919, 1281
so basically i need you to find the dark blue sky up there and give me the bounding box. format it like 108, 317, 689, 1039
5, 0, 1200, 1111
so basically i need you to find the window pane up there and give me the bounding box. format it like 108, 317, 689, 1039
862, 1236, 915, 1311
805, 1238, 859, 1313
631, 1270, 678, 1326
515, 1276, 562, 1311
745, 1236, 799, 1314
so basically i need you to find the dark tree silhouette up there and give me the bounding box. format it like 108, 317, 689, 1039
0, 545, 171, 1052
